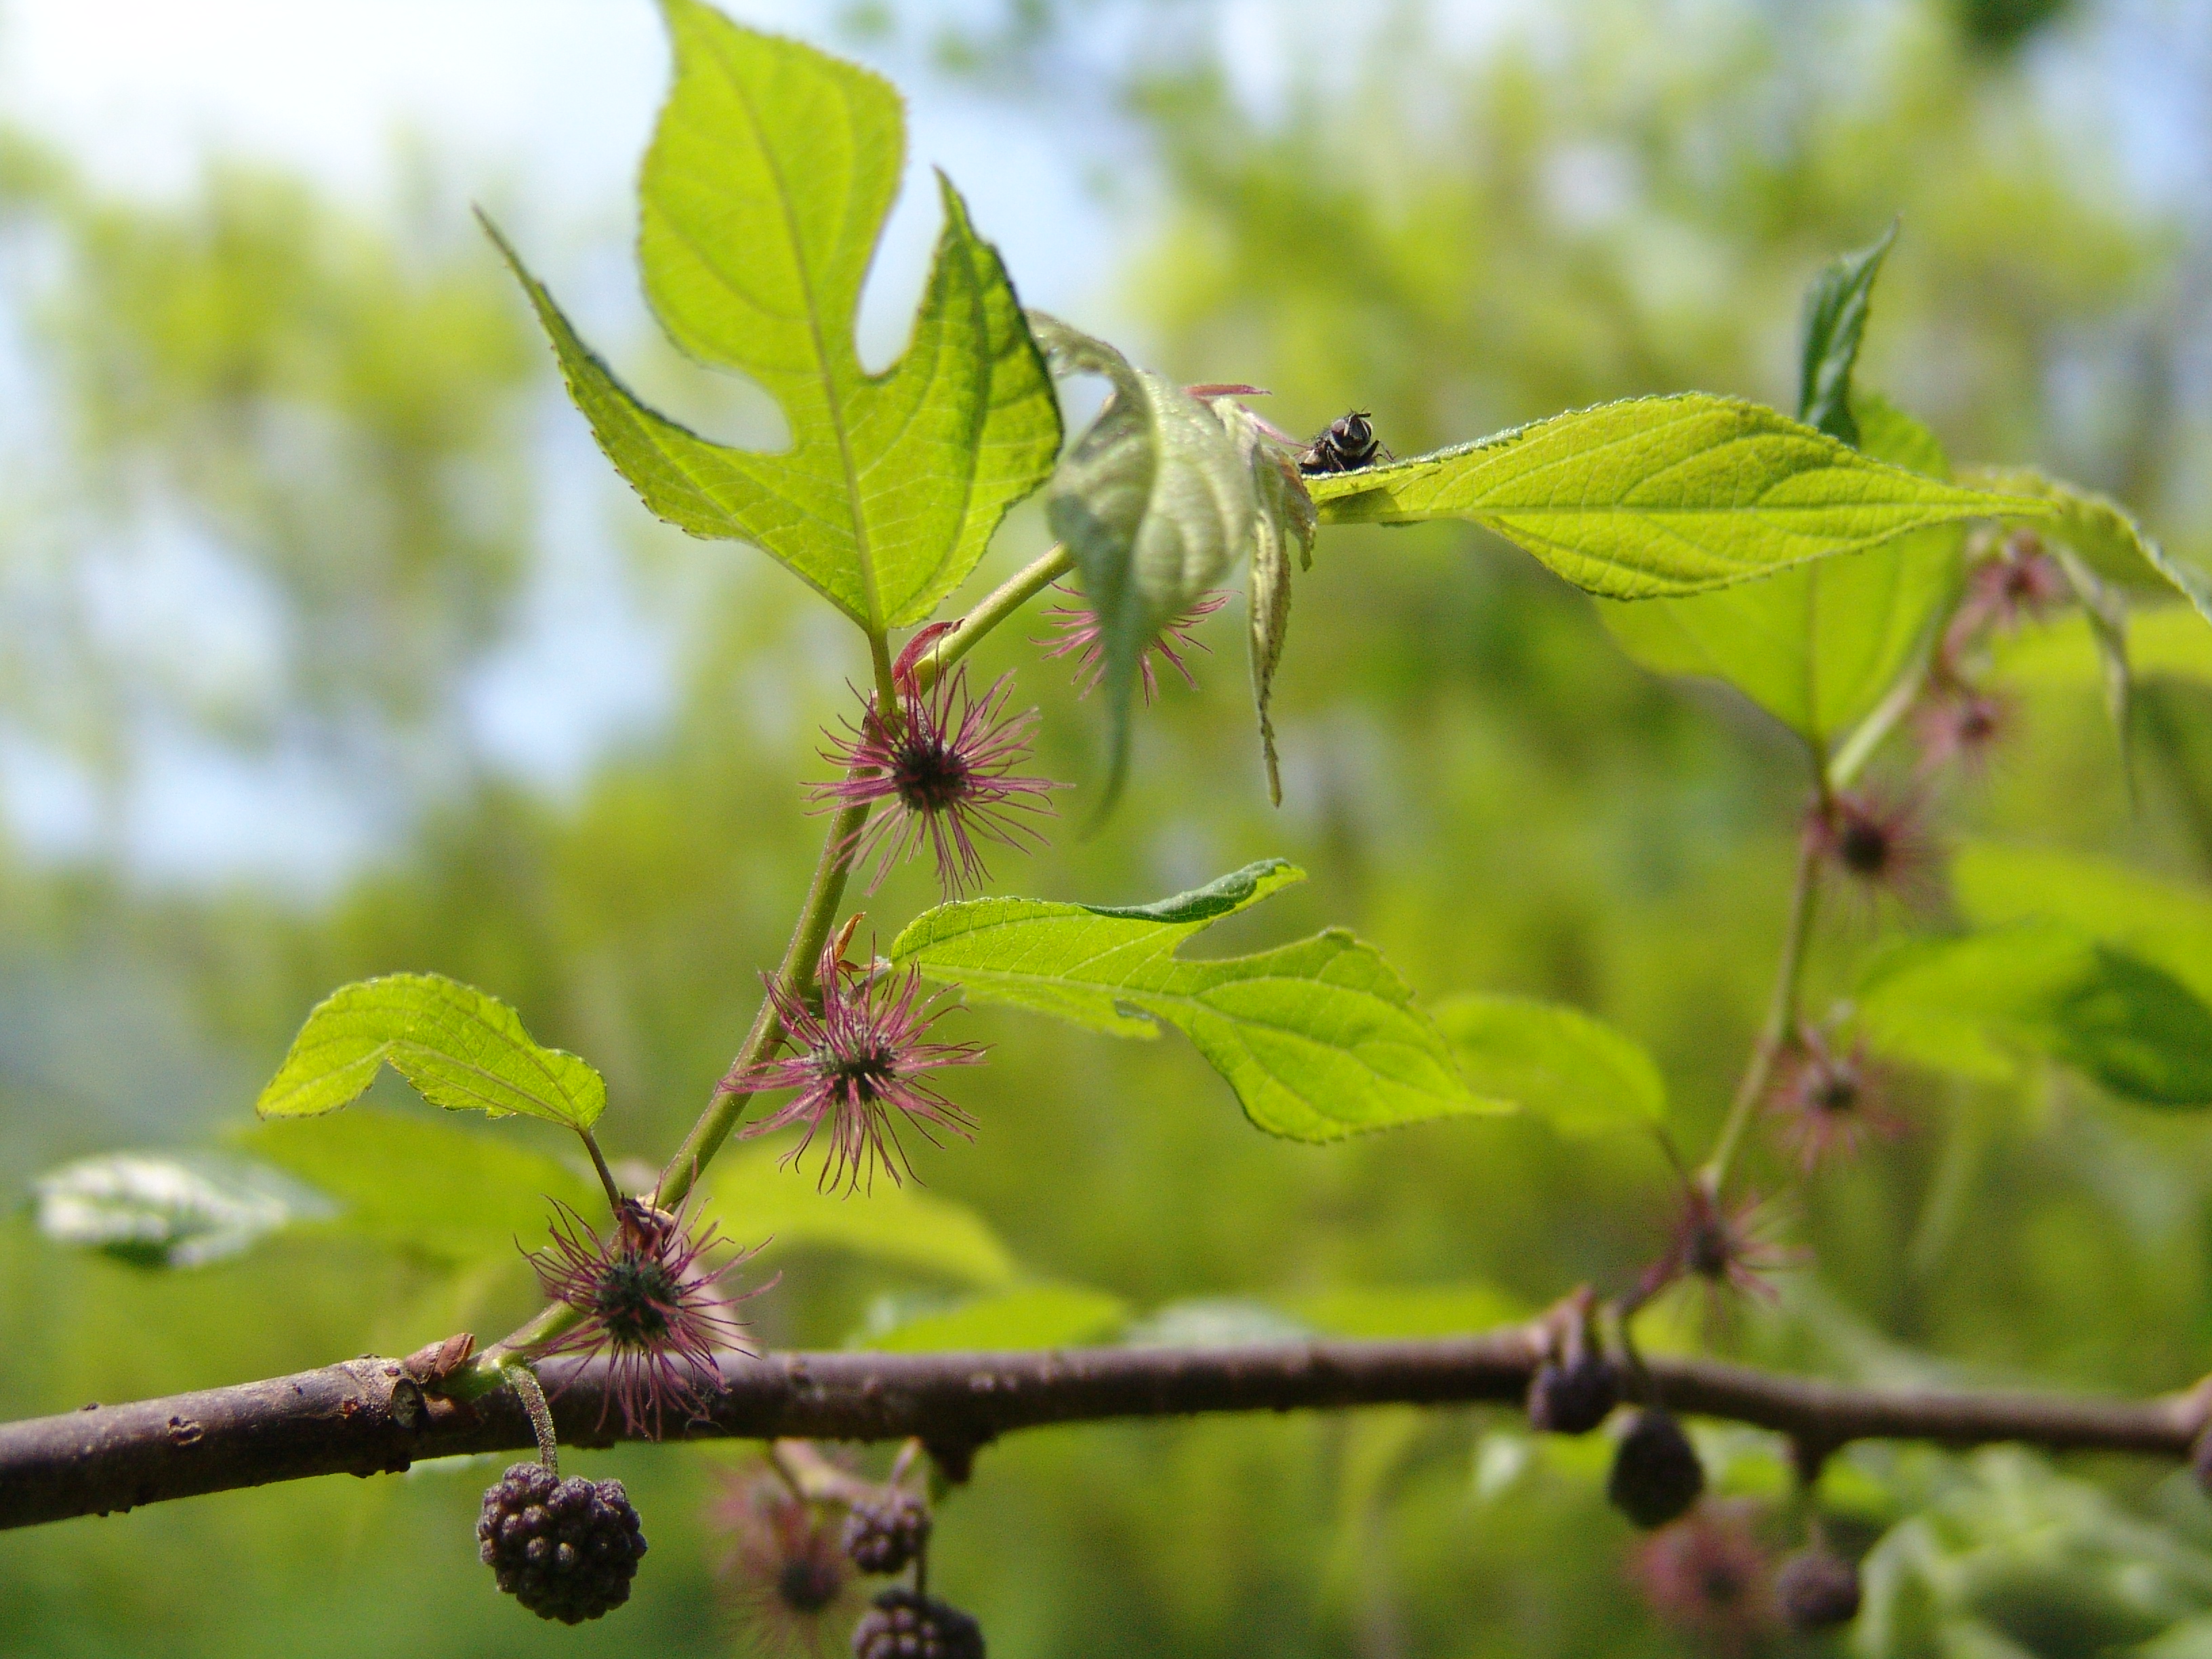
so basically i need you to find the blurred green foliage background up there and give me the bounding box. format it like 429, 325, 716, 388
6, 0, 2212, 1654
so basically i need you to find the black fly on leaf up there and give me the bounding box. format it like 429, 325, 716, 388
1297, 410, 1390, 475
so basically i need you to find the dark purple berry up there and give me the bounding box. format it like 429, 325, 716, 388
844, 1490, 933, 1575
476, 1461, 648, 1624
1607, 1411, 1704, 1530
1776, 1548, 1862, 1631
852, 1586, 985, 1659
1527, 1353, 1620, 1435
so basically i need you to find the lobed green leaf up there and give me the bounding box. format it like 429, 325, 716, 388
1307, 393, 2043, 599
255, 972, 606, 1130
1430, 992, 1665, 1134
888, 859, 1490, 1141
489, 0, 1061, 634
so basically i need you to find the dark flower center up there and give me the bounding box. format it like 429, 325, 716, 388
821, 1042, 900, 1102
1838, 818, 1891, 876
1700, 1559, 1749, 1605
1686, 1218, 1734, 1279
777, 1554, 843, 1614
592, 1252, 681, 1347
1810, 1068, 1860, 1114
892, 732, 972, 813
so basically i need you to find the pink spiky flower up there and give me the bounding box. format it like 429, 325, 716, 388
727, 940, 985, 1194
1037, 584, 1231, 701
528, 1194, 764, 1439
1630, 1501, 1777, 1658
1804, 787, 1943, 908
712, 1469, 854, 1656
1964, 528, 2070, 632
1767, 1026, 1902, 1170
808, 665, 1060, 895
1637, 1181, 1795, 1309
1913, 678, 2014, 775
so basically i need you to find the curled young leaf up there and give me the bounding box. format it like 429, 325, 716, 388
889, 859, 1491, 1141
1797, 219, 1900, 446
255, 972, 607, 1131
1211, 395, 1317, 807
1031, 312, 1257, 811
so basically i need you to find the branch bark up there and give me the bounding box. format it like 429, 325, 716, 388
3, 1333, 2205, 1532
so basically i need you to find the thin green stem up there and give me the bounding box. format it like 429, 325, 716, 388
1702, 820, 1824, 1190
470, 541, 1073, 1389
867, 630, 903, 733
475, 1301, 580, 1378
914, 543, 1073, 691
1827, 659, 1927, 792
578, 1128, 625, 1216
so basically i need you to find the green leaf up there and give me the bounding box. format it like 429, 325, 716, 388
889, 859, 1490, 1141
1996, 607, 2212, 691
31, 1151, 335, 1268
1953, 842, 2212, 1006
485, 1, 1060, 633
1961, 465, 2212, 624
848, 1283, 1127, 1351
1283, 1282, 1527, 1339
1598, 394, 1961, 745
1306, 393, 2042, 599
1797, 220, 1899, 445
1032, 312, 1260, 810
231, 1109, 599, 1265
2049, 542, 2137, 772
255, 972, 606, 1130
704, 1144, 1017, 1288
1430, 993, 1664, 1134
1124, 1298, 1315, 1346
1858, 922, 2212, 1106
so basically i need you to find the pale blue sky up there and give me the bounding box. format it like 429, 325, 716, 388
0, 0, 2200, 893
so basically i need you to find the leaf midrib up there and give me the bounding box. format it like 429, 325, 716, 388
928, 925, 1420, 1059
289, 1030, 579, 1120
699, 27, 885, 632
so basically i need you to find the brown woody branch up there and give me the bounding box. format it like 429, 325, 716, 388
3, 1332, 2205, 1532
